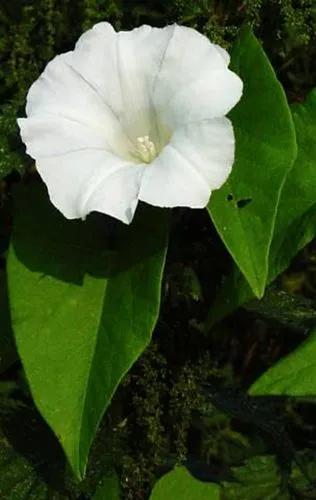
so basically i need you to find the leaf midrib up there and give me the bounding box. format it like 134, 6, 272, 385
75, 271, 110, 479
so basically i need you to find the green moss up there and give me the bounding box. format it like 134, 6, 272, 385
82, 0, 123, 31
115, 341, 233, 498
0, 0, 315, 101
119, 344, 168, 499
0, 103, 25, 178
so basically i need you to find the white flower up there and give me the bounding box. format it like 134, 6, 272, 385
18, 23, 242, 224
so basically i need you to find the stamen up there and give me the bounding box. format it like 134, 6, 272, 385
135, 135, 157, 163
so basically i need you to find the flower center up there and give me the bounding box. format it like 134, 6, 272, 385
135, 135, 157, 164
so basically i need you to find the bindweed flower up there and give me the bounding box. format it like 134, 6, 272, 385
18, 23, 243, 224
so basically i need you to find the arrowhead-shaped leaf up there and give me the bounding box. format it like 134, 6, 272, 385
268, 89, 316, 278
208, 27, 297, 298
207, 88, 316, 328
7, 183, 168, 479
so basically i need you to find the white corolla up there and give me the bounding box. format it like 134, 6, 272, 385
18, 23, 243, 224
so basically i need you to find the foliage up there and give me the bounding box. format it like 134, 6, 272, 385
151, 454, 316, 499
0, 1, 316, 499
7, 183, 168, 478
222, 453, 316, 499
250, 326, 316, 396
208, 26, 297, 297
149, 466, 220, 500
206, 86, 316, 328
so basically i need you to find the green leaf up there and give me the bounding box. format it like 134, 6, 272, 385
92, 473, 120, 500
222, 455, 285, 500
222, 453, 316, 499
206, 88, 316, 329
7, 183, 168, 479
208, 27, 297, 298
151, 457, 316, 500
268, 89, 316, 278
250, 328, 316, 396
149, 467, 221, 500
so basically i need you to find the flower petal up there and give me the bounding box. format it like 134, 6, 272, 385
18, 115, 110, 158
35, 150, 145, 223
139, 117, 234, 208
214, 44, 230, 65
152, 26, 242, 127
25, 52, 133, 159
68, 22, 175, 143
157, 69, 242, 129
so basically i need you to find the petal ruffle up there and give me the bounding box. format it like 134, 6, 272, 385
68, 22, 175, 144
139, 117, 234, 208
156, 69, 242, 129
152, 26, 242, 128
214, 44, 230, 65
18, 115, 111, 158
36, 150, 145, 223
25, 53, 134, 159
